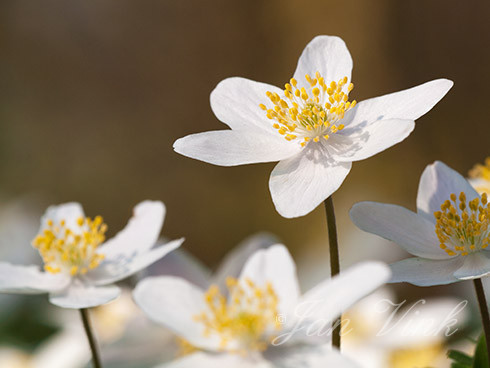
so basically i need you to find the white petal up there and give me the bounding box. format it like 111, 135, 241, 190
267, 345, 360, 368
453, 252, 490, 280
148, 248, 212, 290
174, 130, 300, 167
133, 276, 222, 351
469, 177, 490, 195
296, 262, 390, 325
269, 146, 352, 218
293, 35, 353, 89
0, 263, 69, 294
343, 79, 453, 129
389, 257, 462, 286
238, 244, 300, 315
375, 297, 469, 348
212, 232, 280, 289
98, 201, 165, 259
349, 202, 449, 260
90, 239, 183, 286
417, 161, 480, 221
157, 352, 268, 368
210, 76, 285, 135
334, 119, 415, 162
31, 329, 90, 368
40, 202, 85, 231
49, 281, 121, 309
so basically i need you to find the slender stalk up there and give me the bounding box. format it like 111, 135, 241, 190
474, 278, 490, 364
323, 196, 341, 349
80, 308, 103, 368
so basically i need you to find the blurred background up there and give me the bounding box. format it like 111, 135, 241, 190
0, 0, 489, 367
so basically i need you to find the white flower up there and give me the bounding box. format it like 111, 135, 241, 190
173, 35, 453, 218
151, 232, 280, 291
0, 201, 183, 309
468, 157, 490, 195
133, 244, 390, 368
350, 161, 490, 286
342, 288, 468, 368
0, 326, 90, 368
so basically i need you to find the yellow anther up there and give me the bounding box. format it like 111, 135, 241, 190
313, 137, 320, 142
434, 191, 490, 258
32, 215, 107, 277
194, 277, 281, 353
469, 158, 490, 193
260, 72, 355, 145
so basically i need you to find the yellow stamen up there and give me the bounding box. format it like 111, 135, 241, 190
32, 215, 107, 276
194, 277, 281, 354
434, 192, 490, 257
260, 73, 355, 146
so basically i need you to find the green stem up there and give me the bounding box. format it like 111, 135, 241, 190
474, 278, 490, 364
324, 196, 341, 349
80, 308, 103, 368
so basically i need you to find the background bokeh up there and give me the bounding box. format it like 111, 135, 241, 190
0, 0, 489, 365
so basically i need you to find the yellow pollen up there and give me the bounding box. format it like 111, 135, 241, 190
469, 157, 490, 195
434, 192, 490, 257
261, 73, 355, 147
193, 277, 281, 354
175, 337, 200, 357
32, 215, 107, 276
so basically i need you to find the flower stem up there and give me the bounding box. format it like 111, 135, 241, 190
474, 278, 490, 364
80, 308, 103, 368
324, 196, 341, 349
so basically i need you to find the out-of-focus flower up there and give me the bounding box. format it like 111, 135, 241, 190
342, 288, 468, 368
0, 201, 183, 308
48, 234, 280, 368
174, 35, 453, 218
468, 157, 490, 195
0, 327, 90, 368
134, 244, 390, 367
0, 198, 42, 315
150, 232, 280, 291
350, 161, 490, 286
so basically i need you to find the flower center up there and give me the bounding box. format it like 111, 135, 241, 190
388, 343, 443, 368
260, 72, 356, 147
434, 192, 489, 256
469, 157, 490, 194
194, 277, 281, 353
32, 216, 107, 276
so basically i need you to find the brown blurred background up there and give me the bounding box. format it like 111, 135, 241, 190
0, 0, 489, 282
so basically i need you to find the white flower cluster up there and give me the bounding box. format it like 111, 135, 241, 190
4, 34, 489, 368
